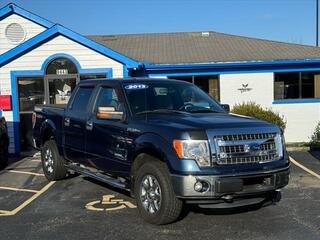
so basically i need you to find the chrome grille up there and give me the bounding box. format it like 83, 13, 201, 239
214, 133, 280, 165
220, 133, 277, 141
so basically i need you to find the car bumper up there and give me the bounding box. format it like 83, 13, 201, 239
171, 165, 290, 204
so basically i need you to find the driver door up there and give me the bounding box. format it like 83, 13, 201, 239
85, 85, 130, 175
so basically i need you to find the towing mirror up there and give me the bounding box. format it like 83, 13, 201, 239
96, 107, 123, 120
221, 104, 230, 113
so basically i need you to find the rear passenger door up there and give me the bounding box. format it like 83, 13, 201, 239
63, 86, 95, 165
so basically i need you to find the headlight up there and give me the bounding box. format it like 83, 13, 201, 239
173, 140, 210, 167
275, 133, 284, 159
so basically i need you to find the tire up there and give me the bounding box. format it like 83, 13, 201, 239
134, 160, 183, 225
41, 140, 67, 181
0, 137, 8, 169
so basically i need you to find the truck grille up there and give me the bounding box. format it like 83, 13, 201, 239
214, 133, 281, 165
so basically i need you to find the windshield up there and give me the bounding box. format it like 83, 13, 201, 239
123, 81, 225, 115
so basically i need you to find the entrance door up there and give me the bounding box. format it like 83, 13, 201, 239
44, 74, 79, 105
18, 77, 45, 150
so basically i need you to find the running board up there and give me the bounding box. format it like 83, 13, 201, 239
66, 164, 129, 190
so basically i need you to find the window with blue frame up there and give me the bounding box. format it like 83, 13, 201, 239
274, 72, 320, 100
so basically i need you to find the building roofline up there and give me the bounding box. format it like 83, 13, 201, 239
0, 24, 140, 68
0, 3, 54, 28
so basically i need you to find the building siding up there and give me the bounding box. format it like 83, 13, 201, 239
0, 14, 46, 55
220, 72, 320, 142
0, 35, 124, 153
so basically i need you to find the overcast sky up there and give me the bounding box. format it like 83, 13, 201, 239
1, 0, 318, 46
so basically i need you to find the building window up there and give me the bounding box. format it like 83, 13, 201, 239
18, 77, 45, 112
80, 74, 107, 80
274, 72, 320, 100
168, 75, 220, 101
46, 58, 78, 75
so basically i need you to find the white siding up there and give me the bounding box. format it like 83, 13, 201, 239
220, 73, 273, 108
0, 35, 124, 153
220, 73, 320, 142
0, 14, 46, 55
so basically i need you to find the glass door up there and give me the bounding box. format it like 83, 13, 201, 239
45, 74, 79, 104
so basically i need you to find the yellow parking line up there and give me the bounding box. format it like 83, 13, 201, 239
0, 210, 12, 216
7, 170, 45, 177
0, 181, 56, 217
0, 186, 39, 193
289, 156, 320, 180
31, 160, 41, 163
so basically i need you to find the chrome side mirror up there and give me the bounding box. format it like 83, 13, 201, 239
96, 107, 123, 120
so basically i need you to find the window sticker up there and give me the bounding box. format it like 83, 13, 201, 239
124, 84, 148, 90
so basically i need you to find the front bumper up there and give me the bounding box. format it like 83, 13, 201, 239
171, 166, 290, 202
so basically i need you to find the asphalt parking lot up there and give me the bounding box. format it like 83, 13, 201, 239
0, 151, 319, 240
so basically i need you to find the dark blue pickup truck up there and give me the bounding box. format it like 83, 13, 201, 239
33, 78, 289, 224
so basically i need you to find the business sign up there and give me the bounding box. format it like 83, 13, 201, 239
238, 83, 252, 93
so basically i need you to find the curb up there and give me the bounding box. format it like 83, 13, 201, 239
286, 146, 310, 152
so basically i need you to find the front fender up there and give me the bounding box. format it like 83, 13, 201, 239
134, 133, 200, 174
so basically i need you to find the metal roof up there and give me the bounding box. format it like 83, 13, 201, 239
87, 31, 320, 65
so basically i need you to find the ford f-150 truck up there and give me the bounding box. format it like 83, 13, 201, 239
33, 78, 290, 225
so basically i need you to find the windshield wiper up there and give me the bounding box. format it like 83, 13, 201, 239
136, 109, 185, 115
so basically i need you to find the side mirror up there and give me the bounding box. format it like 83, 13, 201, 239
96, 106, 123, 120
221, 104, 230, 113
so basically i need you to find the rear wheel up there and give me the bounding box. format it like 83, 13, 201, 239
0, 137, 8, 169
134, 160, 183, 225
41, 140, 67, 181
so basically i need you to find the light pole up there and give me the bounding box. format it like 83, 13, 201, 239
317, 0, 319, 46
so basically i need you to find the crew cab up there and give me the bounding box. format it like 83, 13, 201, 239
33, 78, 290, 224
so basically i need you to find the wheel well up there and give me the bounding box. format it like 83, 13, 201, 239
41, 129, 54, 146
130, 150, 165, 197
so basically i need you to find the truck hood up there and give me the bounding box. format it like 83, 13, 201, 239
145, 112, 278, 131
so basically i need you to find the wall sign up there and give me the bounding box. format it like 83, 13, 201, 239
238, 83, 252, 93
0, 95, 12, 111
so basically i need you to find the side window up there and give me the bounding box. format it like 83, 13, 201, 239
71, 87, 94, 112
95, 87, 123, 112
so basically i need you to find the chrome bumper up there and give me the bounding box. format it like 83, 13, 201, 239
171, 166, 290, 199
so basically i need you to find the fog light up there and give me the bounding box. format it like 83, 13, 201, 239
194, 181, 203, 192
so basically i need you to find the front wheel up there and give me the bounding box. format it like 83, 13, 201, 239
41, 140, 67, 181
134, 161, 183, 225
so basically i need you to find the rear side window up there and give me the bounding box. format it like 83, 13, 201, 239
71, 87, 94, 112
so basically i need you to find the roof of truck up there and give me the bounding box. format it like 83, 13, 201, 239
79, 78, 190, 85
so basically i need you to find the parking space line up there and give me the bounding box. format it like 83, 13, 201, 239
0, 186, 39, 193
7, 170, 45, 177
0, 181, 56, 217
289, 156, 320, 180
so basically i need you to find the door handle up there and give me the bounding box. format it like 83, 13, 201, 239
64, 117, 70, 126
86, 121, 93, 131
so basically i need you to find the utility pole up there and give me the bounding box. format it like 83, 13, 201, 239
317, 0, 319, 46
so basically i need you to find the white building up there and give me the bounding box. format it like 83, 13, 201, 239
1, 3, 320, 155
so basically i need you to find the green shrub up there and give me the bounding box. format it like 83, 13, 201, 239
309, 122, 320, 146
231, 102, 286, 131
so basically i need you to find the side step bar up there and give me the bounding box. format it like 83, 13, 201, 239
66, 164, 129, 191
